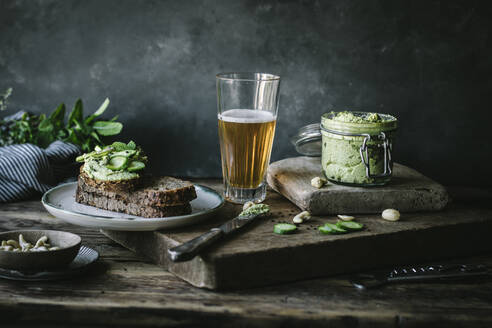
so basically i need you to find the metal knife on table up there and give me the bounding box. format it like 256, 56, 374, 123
350, 263, 490, 289
167, 212, 265, 262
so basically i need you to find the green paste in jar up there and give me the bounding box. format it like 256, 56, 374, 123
331, 111, 385, 124
321, 111, 398, 186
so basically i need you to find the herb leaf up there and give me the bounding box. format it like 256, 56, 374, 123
0, 88, 13, 111
111, 141, 129, 151
49, 103, 66, 124
127, 140, 136, 150
93, 98, 110, 117
38, 117, 54, 133
93, 121, 123, 136
0, 88, 124, 150
67, 99, 83, 127
85, 98, 110, 125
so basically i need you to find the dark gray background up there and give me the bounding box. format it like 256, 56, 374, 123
1, 0, 491, 186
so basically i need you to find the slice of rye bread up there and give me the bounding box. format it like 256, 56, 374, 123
75, 185, 192, 218
79, 168, 197, 206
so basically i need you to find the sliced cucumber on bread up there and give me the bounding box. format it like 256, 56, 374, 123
127, 161, 145, 172
106, 156, 128, 170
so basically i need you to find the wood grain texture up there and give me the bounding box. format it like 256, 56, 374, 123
104, 180, 490, 290
0, 184, 491, 327
267, 157, 449, 214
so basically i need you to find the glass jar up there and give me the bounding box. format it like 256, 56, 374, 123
291, 111, 398, 186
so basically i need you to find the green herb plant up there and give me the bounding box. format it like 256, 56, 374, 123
0, 89, 123, 152
0, 88, 12, 111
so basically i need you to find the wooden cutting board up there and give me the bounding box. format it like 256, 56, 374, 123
267, 157, 449, 215
102, 180, 492, 290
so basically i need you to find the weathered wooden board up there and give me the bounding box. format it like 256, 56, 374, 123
2, 191, 492, 327
267, 156, 449, 215
103, 181, 492, 290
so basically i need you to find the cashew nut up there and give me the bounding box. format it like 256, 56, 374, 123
18, 234, 29, 249
311, 177, 327, 189
382, 209, 400, 221
34, 236, 48, 248
337, 215, 355, 221
293, 211, 311, 224
6, 240, 20, 248
0, 235, 58, 252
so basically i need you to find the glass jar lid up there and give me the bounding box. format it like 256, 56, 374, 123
290, 123, 322, 157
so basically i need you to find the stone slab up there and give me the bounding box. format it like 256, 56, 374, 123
267, 157, 449, 215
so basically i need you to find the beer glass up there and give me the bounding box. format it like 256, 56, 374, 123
216, 72, 280, 204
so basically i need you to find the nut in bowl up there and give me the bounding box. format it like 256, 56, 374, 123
0, 230, 81, 271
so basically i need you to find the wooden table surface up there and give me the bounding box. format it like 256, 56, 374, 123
0, 181, 491, 328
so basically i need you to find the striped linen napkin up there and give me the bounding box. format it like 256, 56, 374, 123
0, 141, 81, 202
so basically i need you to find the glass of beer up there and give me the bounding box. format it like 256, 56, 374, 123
216, 72, 280, 204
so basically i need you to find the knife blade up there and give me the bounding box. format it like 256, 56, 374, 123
167, 213, 262, 262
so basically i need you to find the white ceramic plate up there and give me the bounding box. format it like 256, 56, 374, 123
42, 182, 224, 231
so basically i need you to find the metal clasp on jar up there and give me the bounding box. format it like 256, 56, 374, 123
320, 125, 393, 179
359, 132, 393, 179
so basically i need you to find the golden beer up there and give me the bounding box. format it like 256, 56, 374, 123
218, 109, 276, 189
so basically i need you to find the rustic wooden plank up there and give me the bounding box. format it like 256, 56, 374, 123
0, 188, 491, 327
266, 157, 449, 214
103, 180, 492, 290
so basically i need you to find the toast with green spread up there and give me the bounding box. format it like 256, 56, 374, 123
75, 141, 196, 218
75, 141, 146, 191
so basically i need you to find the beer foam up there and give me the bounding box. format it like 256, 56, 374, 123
218, 109, 276, 123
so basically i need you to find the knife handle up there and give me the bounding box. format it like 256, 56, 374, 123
167, 228, 223, 262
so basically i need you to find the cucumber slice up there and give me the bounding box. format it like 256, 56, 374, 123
76, 147, 112, 162
106, 156, 128, 170
127, 160, 145, 172
325, 223, 348, 233
319, 223, 347, 234
111, 150, 137, 158
274, 223, 297, 235
336, 221, 364, 231
318, 226, 334, 234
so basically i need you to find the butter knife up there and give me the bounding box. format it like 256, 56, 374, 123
168, 213, 264, 262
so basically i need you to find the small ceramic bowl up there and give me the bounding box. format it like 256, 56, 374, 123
0, 230, 81, 270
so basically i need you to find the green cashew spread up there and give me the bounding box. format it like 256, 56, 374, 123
331, 111, 385, 123
322, 137, 387, 185
83, 159, 138, 181
239, 204, 270, 217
